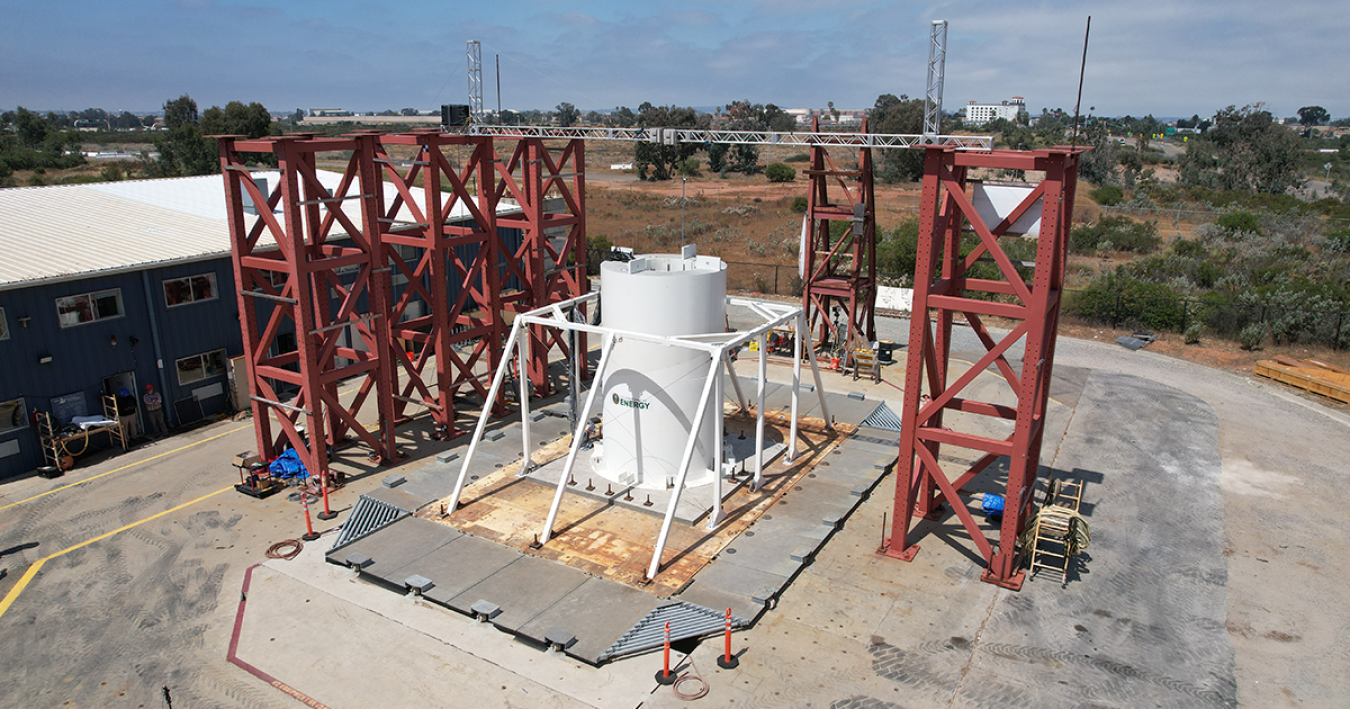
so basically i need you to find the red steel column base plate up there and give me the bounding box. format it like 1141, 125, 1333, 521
880, 540, 920, 562
979, 568, 1026, 591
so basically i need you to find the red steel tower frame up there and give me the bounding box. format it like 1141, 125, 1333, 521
219, 132, 587, 489
493, 138, 590, 396
882, 145, 1083, 590
801, 118, 877, 353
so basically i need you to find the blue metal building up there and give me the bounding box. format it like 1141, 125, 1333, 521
0, 173, 522, 479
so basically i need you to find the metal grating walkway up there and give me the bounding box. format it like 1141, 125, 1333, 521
860, 402, 905, 433
599, 602, 748, 663
329, 494, 411, 552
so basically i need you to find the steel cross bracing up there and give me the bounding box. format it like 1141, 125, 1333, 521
220, 133, 400, 520
447, 124, 991, 150
801, 117, 877, 355
217, 131, 589, 489
880, 145, 1085, 591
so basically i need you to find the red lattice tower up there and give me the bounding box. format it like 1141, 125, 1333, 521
374, 130, 504, 434
881, 145, 1084, 590
492, 138, 590, 397
801, 118, 877, 355
219, 133, 397, 512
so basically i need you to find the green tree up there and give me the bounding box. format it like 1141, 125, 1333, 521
163, 94, 199, 130
556, 102, 579, 127
148, 95, 216, 177
1298, 106, 1330, 128
633, 103, 706, 180
200, 101, 273, 138
869, 94, 925, 183
1179, 104, 1303, 194
611, 106, 636, 127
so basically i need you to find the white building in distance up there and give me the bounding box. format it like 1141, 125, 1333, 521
964, 97, 1026, 126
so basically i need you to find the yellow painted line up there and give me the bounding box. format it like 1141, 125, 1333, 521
0, 485, 233, 620
1, 425, 252, 512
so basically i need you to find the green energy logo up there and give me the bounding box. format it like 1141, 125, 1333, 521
612, 393, 651, 410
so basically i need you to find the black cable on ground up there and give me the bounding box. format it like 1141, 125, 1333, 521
265, 539, 303, 560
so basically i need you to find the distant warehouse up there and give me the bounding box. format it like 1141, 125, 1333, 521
0, 173, 524, 479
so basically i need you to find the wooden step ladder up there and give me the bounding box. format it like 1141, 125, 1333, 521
1027, 476, 1087, 584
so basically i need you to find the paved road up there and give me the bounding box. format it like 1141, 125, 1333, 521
0, 313, 1346, 707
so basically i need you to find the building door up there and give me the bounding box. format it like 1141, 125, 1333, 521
102, 371, 139, 437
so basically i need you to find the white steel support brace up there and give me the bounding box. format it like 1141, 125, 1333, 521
539, 333, 617, 543
517, 325, 532, 476
800, 312, 832, 429
709, 365, 726, 530
447, 318, 525, 513
754, 333, 768, 491
466, 40, 484, 122
647, 354, 721, 581
724, 350, 747, 411
786, 313, 803, 463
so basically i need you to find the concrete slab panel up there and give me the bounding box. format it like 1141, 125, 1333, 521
693, 558, 790, 602
518, 578, 661, 665
361, 485, 426, 513
818, 393, 888, 426
674, 583, 764, 624
336, 517, 462, 582
717, 527, 817, 578
449, 555, 590, 633
393, 535, 522, 607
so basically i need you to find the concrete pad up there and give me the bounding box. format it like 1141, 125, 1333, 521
329, 517, 461, 579
361, 485, 426, 513
674, 582, 763, 623
694, 557, 790, 601
717, 526, 817, 578
406, 535, 522, 606
449, 554, 591, 632
518, 578, 661, 664
257, 544, 656, 709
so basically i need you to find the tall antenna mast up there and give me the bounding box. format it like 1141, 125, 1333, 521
467, 40, 483, 123
923, 20, 948, 143
1070, 17, 1091, 147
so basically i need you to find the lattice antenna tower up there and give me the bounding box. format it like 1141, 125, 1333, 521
923, 20, 948, 142
467, 40, 484, 122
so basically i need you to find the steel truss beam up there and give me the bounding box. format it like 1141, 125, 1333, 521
881, 146, 1084, 591
802, 118, 877, 356
448, 124, 992, 150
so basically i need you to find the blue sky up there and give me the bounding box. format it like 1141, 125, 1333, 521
3, 0, 1347, 121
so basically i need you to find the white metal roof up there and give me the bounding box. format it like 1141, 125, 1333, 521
0, 170, 496, 292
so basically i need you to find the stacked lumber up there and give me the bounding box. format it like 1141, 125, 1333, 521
1254, 356, 1350, 405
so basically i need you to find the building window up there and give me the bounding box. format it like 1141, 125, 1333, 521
164, 273, 218, 307
55, 289, 124, 328
176, 349, 228, 386
0, 398, 25, 434
0, 307, 8, 341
